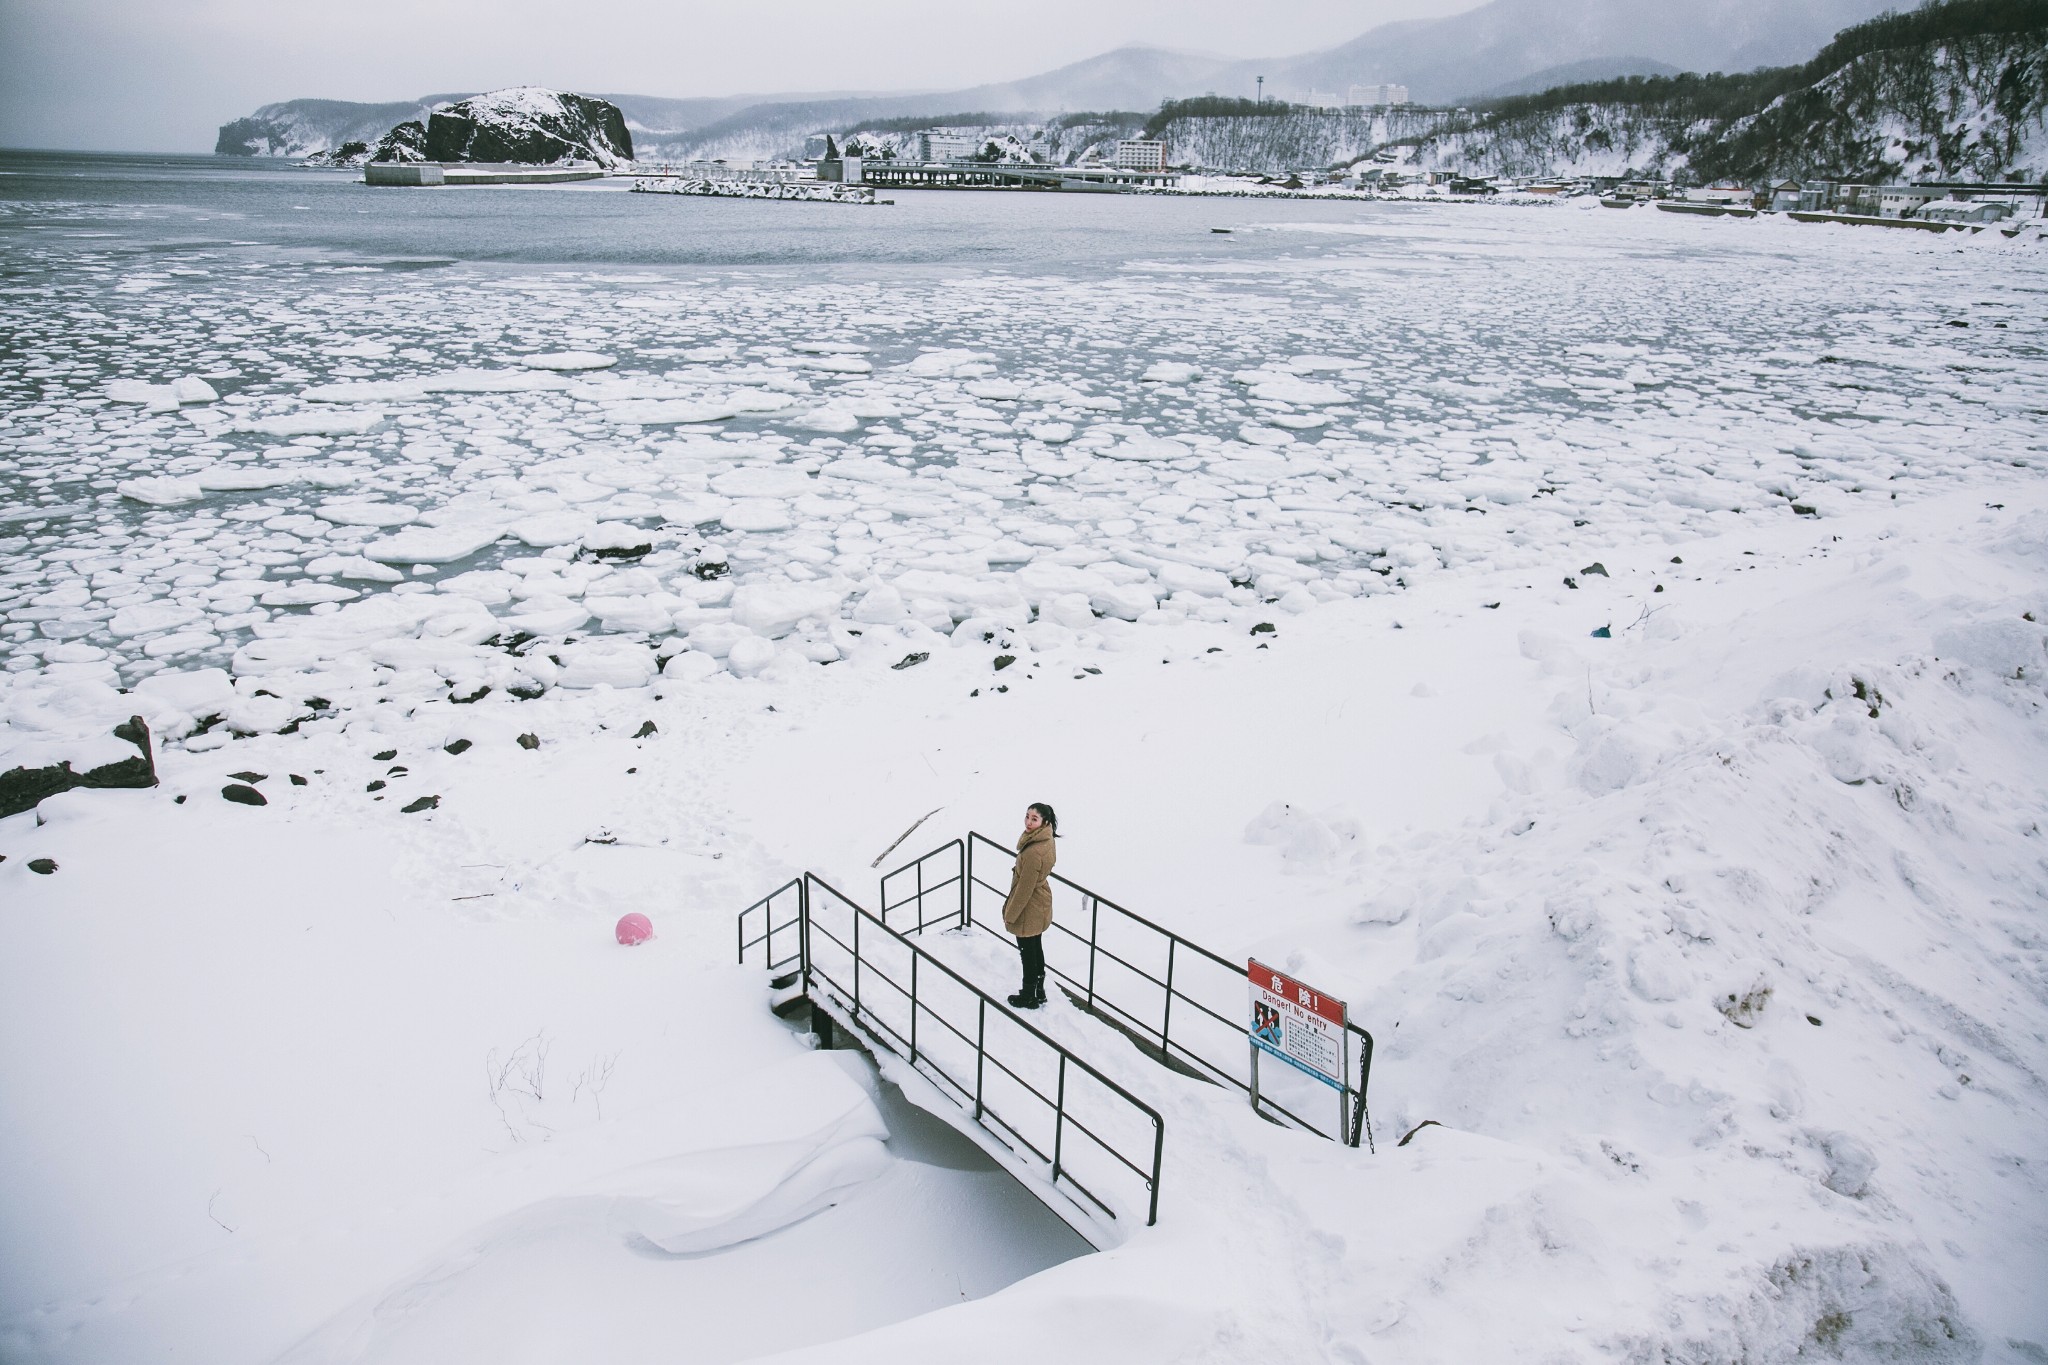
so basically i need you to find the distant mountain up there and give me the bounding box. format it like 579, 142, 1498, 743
929, 46, 1235, 114
625, 50, 1246, 161
1224, 0, 1912, 106
1464, 57, 1682, 103
218, 0, 1922, 160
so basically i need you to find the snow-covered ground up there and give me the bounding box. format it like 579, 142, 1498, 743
3, 201, 2046, 1363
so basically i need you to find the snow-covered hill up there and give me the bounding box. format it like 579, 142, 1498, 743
1404, 29, 2048, 183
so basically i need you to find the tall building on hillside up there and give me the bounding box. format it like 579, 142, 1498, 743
1114, 139, 1168, 172
916, 131, 977, 163
1347, 84, 1410, 107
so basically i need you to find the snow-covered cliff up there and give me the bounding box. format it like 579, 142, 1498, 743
216, 88, 635, 166
1155, 109, 1460, 175
215, 96, 460, 158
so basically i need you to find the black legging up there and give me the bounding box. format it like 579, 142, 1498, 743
1018, 934, 1045, 981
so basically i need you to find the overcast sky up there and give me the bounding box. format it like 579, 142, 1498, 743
0, 0, 1482, 152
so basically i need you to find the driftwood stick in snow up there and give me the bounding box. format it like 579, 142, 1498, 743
871, 807, 945, 868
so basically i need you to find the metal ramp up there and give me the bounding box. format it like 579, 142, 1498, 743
882, 833, 1375, 1149
736, 833, 1375, 1243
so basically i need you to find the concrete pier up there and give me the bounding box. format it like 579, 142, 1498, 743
364, 163, 606, 187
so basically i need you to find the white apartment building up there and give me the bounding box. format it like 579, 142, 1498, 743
1113, 139, 1168, 172
1347, 84, 1410, 107
916, 132, 978, 163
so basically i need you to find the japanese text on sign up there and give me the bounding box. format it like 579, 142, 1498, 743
1248, 959, 1347, 1089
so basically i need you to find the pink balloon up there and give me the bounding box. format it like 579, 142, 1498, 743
615, 913, 653, 946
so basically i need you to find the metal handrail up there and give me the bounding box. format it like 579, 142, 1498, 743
879, 837, 965, 935
891, 831, 1374, 1151
739, 870, 1165, 1227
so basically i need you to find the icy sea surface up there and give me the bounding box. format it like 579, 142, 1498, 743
2, 152, 2045, 734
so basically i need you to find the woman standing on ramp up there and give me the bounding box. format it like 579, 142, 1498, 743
1005, 803, 1058, 1009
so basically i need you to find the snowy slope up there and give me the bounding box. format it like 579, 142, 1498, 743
3, 201, 2047, 1363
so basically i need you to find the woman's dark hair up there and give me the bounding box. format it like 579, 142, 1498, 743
1029, 802, 1058, 834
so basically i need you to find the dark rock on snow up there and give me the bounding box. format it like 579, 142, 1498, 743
0, 715, 158, 820
517, 733, 541, 750
444, 739, 474, 755
29, 858, 58, 875
221, 784, 267, 806
402, 795, 441, 814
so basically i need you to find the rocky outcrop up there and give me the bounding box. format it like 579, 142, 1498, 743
0, 716, 157, 819
369, 121, 429, 164
424, 89, 634, 167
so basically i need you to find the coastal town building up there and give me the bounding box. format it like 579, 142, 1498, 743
1113, 139, 1168, 172
916, 132, 978, 163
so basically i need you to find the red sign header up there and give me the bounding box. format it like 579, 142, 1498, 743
1249, 960, 1345, 1027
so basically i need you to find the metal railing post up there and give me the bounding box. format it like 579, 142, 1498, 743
852, 904, 862, 1020
1086, 896, 1100, 1008
974, 998, 987, 1120
910, 952, 920, 1064
799, 880, 813, 993
964, 838, 975, 930
1161, 937, 1177, 1051
1339, 1017, 1351, 1142
1149, 1120, 1164, 1226
1052, 1054, 1068, 1183
916, 858, 925, 933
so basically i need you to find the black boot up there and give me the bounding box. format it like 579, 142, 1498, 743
1008, 981, 1036, 1009
1028, 969, 1048, 1008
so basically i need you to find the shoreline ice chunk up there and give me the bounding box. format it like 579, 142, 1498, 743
521, 351, 616, 370
511, 512, 595, 547
118, 477, 204, 507
556, 640, 658, 688
304, 555, 406, 583
109, 603, 204, 638
711, 466, 812, 498
259, 583, 360, 607
364, 525, 507, 565
732, 583, 851, 638
1102, 435, 1191, 462
230, 411, 384, 437
314, 501, 420, 527
721, 500, 796, 533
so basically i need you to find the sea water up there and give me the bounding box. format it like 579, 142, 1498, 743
2, 149, 2044, 734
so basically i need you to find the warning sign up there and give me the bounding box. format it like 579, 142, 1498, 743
1248, 959, 1347, 1089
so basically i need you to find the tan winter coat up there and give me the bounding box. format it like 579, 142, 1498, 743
1002, 823, 1056, 937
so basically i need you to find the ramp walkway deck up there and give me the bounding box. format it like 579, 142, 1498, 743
738, 831, 1374, 1246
